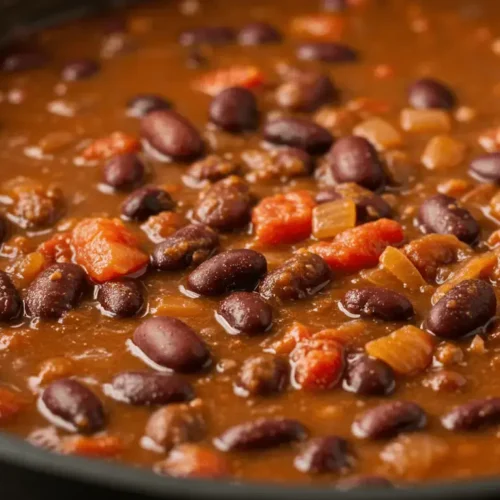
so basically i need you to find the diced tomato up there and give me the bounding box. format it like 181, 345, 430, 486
192, 66, 264, 96
60, 435, 124, 458
309, 218, 404, 273
72, 218, 148, 283
82, 132, 141, 161
0, 387, 26, 423
271, 322, 312, 355
252, 191, 316, 245
290, 14, 345, 40
38, 232, 73, 263
290, 336, 345, 390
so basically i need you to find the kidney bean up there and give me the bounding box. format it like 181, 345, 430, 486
96, 279, 144, 318
179, 26, 236, 46
105, 371, 193, 406
425, 280, 496, 339
337, 475, 394, 489
294, 436, 351, 474
126, 94, 171, 118
102, 153, 145, 190
326, 136, 385, 191
61, 59, 100, 81
408, 78, 457, 110
187, 249, 267, 296
26, 263, 87, 320
235, 354, 289, 397
422, 370, 466, 393
194, 176, 253, 231
0, 271, 21, 321
218, 292, 273, 335
259, 251, 331, 301
263, 118, 333, 155
151, 224, 219, 272
441, 398, 500, 431
121, 185, 175, 221
133, 316, 210, 373
41, 379, 105, 433
352, 401, 427, 439
323, 0, 347, 11
186, 155, 240, 183
296, 42, 358, 63
141, 110, 204, 161
145, 401, 206, 450
418, 194, 479, 244
469, 153, 500, 183
2, 51, 47, 72
343, 354, 395, 396
214, 417, 307, 451
0, 215, 8, 244
209, 87, 259, 133
238, 22, 282, 45
341, 287, 414, 321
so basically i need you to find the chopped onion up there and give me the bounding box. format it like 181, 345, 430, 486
380, 246, 426, 290
312, 198, 356, 239
400, 108, 451, 133
354, 117, 403, 151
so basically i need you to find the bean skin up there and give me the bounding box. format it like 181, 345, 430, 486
209, 87, 259, 133
469, 153, 500, 183
61, 59, 99, 81
26, 263, 87, 320
102, 153, 145, 190
296, 42, 358, 63
343, 354, 395, 396
408, 78, 456, 110
214, 417, 307, 451
259, 251, 331, 301
352, 401, 427, 439
126, 94, 171, 118
187, 249, 267, 296
341, 287, 414, 321
238, 22, 282, 46
441, 398, 500, 431
121, 185, 175, 221
151, 224, 219, 272
41, 379, 105, 434
425, 280, 496, 339
218, 292, 273, 335
2, 51, 47, 72
186, 155, 240, 183
133, 316, 211, 373
96, 279, 144, 318
0, 215, 8, 244
104, 371, 193, 406
294, 436, 351, 474
418, 194, 479, 244
0, 270, 22, 321
337, 475, 394, 489
263, 118, 334, 155
179, 26, 236, 46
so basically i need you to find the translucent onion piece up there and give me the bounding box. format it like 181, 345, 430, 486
312, 198, 356, 239
380, 246, 427, 290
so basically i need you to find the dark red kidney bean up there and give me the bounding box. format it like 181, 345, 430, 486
105, 371, 193, 406
343, 354, 395, 396
425, 280, 496, 339
96, 279, 144, 318
151, 224, 219, 272
408, 78, 456, 110
187, 249, 267, 296
259, 251, 331, 301
418, 194, 479, 244
238, 22, 282, 45
235, 354, 289, 397
121, 185, 175, 221
0, 215, 8, 244
209, 87, 259, 133
352, 401, 427, 439
294, 436, 351, 474
263, 118, 333, 155
141, 110, 204, 161
2, 51, 47, 72
41, 379, 105, 433
214, 417, 307, 451
326, 136, 385, 191
323, 0, 347, 11
61, 59, 100, 81
296, 42, 358, 63
194, 176, 253, 231
26, 263, 86, 320
218, 292, 272, 335
469, 153, 500, 183
0, 271, 21, 321
179, 26, 236, 46
102, 153, 145, 190
441, 398, 500, 431
133, 316, 210, 373
337, 475, 393, 490
186, 155, 240, 183
341, 287, 414, 321
126, 94, 171, 118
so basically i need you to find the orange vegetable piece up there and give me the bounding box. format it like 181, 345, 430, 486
379, 246, 427, 290
0, 387, 26, 423
366, 325, 434, 375
60, 435, 124, 458
309, 218, 404, 273
38, 232, 73, 263
252, 191, 316, 245
290, 14, 345, 40
72, 218, 148, 283
192, 66, 264, 96
314, 320, 370, 349
82, 132, 141, 161
270, 322, 312, 355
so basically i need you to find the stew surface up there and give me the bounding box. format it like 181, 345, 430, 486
2, 0, 500, 488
